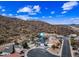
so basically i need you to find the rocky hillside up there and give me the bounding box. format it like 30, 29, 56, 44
69, 24, 79, 28
0, 15, 79, 45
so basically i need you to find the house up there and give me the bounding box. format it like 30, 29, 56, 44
47, 36, 60, 48
14, 45, 23, 53
0, 43, 24, 56
69, 34, 77, 38
0, 45, 14, 56
56, 35, 64, 40
75, 36, 79, 40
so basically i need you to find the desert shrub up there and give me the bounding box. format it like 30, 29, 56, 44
0, 39, 6, 45
22, 41, 30, 49
52, 45, 56, 49
70, 38, 76, 46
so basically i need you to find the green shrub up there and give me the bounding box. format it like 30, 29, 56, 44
0, 51, 2, 54
70, 38, 76, 46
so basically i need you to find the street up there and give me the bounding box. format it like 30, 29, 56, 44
61, 37, 71, 57
27, 37, 72, 57
27, 48, 59, 57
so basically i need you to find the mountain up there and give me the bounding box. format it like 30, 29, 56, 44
0, 15, 79, 45
69, 24, 79, 28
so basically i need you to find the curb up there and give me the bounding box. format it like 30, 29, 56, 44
68, 38, 73, 57
25, 46, 46, 57
59, 39, 64, 57
25, 39, 64, 57
24, 47, 37, 57
47, 39, 64, 57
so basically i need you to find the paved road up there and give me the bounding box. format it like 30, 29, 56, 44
61, 37, 71, 57
27, 48, 59, 57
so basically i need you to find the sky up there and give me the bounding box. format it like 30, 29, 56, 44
0, 1, 79, 24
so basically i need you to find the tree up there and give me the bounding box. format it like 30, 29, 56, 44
14, 40, 19, 45
22, 41, 30, 49
70, 38, 76, 46
11, 45, 15, 54
52, 45, 56, 50
0, 51, 2, 54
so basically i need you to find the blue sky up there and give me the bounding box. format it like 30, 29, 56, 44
0, 1, 79, 24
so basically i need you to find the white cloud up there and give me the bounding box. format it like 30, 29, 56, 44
15, 15, 39, 20
1, 13, 7, 16
51, 11, 55, 14
8, 14, 13, 16
15, 15, 29, 20
1, 9, 5, 12
1, 13, 14, 18
61, 11, 67, 14
32, 17, 38, 19
0, 6, 5, 12
17, 6, 32, 13
1, 13, 38, 20
62, 1, 78, 11
45, 8, 48, 10
61, 1, 78, 14
71, 17, 79, 20
70, 17, 79, 23
17, 5, 41, 15
42, 16, 45, 18
60, 17, 79, 24
49, 16, 52, 18
46, 17, 79, 24
28, 12, 36, 15
15, 14, 18, 16
33, 5, 40, 12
